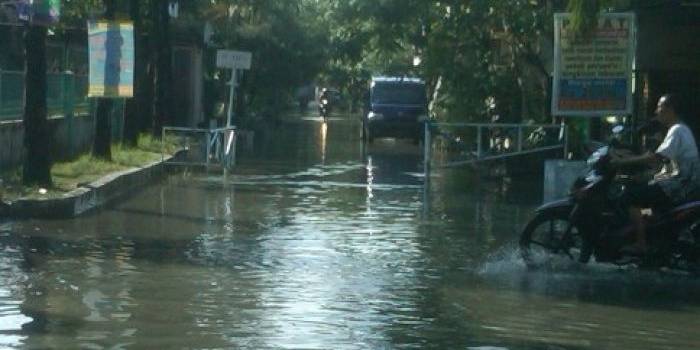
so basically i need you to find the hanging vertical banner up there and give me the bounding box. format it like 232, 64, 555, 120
87, 21, 135, 98
15, 0, 31, 21
552, 12, 636, 116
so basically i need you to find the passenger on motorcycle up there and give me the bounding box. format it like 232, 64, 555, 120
611, 94, 700, 254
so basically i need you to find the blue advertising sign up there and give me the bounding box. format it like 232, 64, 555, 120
14, 0, 60, 25
16, 1, 31, 21
552, 13, 636, 116
88, 21, 135, 98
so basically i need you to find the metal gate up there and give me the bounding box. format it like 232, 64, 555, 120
162, 126, 237, 171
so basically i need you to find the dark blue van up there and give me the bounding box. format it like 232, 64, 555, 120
362, 76, 428, 143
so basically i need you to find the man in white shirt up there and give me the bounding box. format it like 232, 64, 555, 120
612, 94, 700, 253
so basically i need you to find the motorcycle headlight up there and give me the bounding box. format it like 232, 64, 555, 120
322, 99, 329, 105
368, 112, 384, 120
587, 146, 609, 166
585, 171, 602, 183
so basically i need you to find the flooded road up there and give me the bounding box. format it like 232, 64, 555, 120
2, 116, 700, 349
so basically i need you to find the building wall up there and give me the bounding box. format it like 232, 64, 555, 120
636, 5, 700, 72
636, 4, 700, 108
0, 113, 126, 171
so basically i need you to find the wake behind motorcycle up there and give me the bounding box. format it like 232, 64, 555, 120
520, 126, 700, 272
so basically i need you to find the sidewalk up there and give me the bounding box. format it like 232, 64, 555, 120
2, 157, 170, 219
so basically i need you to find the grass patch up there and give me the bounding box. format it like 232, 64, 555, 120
0, 134, 178, 201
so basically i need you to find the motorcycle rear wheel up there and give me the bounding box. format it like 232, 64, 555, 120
520, 211, 588, 268
668, 219, 700, 274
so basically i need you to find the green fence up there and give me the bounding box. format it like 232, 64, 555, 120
0, 70, 91, 121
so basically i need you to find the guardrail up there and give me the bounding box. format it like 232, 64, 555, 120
423, 121, 568, 176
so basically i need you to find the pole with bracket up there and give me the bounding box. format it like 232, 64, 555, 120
476, 126, 482, 158
226, 69, 236, 127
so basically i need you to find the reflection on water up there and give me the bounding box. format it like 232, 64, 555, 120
0, 118, 700, 349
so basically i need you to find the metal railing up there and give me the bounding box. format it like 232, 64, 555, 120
423, 121, 568, 174
162, 126, 237, 172
0, 70, 90, 121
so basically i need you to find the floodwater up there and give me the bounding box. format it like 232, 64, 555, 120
2, 115, 700, 349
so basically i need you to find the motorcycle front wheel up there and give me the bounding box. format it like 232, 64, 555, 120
519, 211, 589, 268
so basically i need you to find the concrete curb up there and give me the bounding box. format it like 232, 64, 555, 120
3, 156, 173, 219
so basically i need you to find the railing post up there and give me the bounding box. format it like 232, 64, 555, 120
423, 121, 431, 180
562, 121, 569, 159
0, 70, 3, 117
206, 130, 212, 170
231, 128, 237, 167
517, 125, 523, 152
161, 127, 165, 163
476, 126, 482, 158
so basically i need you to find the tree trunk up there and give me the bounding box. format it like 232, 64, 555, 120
93, 99, 114, 158
123, 0, 144, 147
92, 0, 117, 159
140, 58, 155, 133
153, 0, 173, 138
22, 25, 52, 187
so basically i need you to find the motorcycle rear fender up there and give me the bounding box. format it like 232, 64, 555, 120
668, 200, 700, 222
535, 197, 574, 216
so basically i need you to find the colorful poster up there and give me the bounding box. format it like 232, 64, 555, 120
552, 13, 636, 116
31, 0, 60, 25
88, 21, 134, 98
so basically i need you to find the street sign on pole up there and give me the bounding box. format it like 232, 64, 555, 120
216, 50, 252, 70
216, 50, 252, 127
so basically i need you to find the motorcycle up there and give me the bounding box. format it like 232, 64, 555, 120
519, 125, 700, 272
319, 96, 331, 122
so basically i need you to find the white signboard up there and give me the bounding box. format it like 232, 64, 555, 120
216, 50, 252, 70
552, 12, 636, 117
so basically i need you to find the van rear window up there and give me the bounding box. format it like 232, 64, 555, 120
371, 83, 426, 105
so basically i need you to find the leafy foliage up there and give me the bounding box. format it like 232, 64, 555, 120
197, 0, 329, 124
314, 0, 558, 123
59, 0, 568, 126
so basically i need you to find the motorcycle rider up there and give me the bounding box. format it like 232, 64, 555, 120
319, 88, 332, 117
611, 94, 700, 254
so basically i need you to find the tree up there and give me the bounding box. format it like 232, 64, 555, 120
123, 0, 147, 147
152, 0, 174, 137
22, 24, 52, 186
315, 0, 556, 124
92, 0, 118, 160
200, 0, 329, 124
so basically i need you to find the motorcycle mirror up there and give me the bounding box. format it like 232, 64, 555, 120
612, 125, 624, 135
